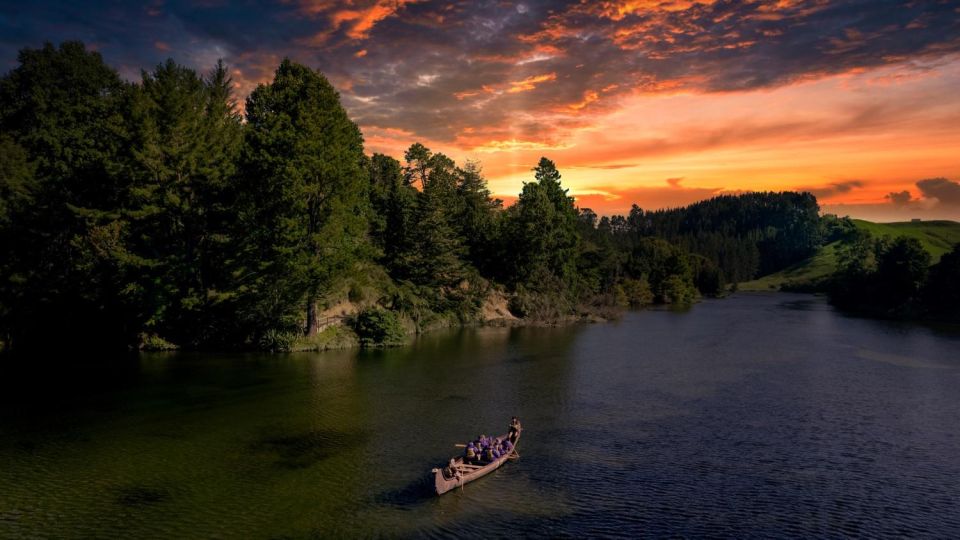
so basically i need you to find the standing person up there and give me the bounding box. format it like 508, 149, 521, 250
508, 416, 521, 443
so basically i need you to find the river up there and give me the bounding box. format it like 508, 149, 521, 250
2, 293, 959, 538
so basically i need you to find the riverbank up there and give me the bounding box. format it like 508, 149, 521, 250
286, 289, 623, 353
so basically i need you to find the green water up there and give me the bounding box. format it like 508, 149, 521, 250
2, 293, 960, 537
1, 325, 578, 537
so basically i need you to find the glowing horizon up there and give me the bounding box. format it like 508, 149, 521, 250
3, 0, 959, 221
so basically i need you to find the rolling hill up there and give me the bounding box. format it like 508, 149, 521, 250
739, 220, 960, 292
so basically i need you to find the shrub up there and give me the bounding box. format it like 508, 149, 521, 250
353, 307, 406, 347
257, 329, 299, 352
619, 277, 654, 306
139, 333, 179, 351
661, 275, 697, 304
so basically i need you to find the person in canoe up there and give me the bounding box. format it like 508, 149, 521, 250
464, 443, 478, 464
508, 416, 521, 443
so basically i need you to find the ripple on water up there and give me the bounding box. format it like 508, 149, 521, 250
2, 294, 960, 537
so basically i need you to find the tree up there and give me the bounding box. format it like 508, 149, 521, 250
237, 59, 369, 342
505, 158, 579, 290
403, 142, 431, 188
627, 237, 696, 303
368, 153, 417, 266
0, 41, 133, 350
0, 135, 36, 344
0, 134, 34, 228
125, 59, 243, 346
454, 160, 502, 275
407, 178, 467, 290
923, 243, 960, 319
874, 236, 930, 310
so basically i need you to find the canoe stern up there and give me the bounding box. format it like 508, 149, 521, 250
433, 467, 458, 495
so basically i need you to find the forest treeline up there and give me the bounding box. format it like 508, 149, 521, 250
1, 42, 831, 352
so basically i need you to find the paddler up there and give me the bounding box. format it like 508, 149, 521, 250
508, 416, 521, 443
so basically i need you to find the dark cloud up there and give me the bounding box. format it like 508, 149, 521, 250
798, 180, 863, 199
916, 177, 960, 207
885, 190, 913, 207
2, 0, 959, 143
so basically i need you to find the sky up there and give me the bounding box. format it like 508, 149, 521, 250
3, 0, 960, 221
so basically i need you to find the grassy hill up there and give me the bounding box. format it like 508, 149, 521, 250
848, 220, 960, 260
739, 220, 960, 292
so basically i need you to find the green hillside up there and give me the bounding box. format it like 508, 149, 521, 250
740, 220, 960, 292
849, 220, 960, 260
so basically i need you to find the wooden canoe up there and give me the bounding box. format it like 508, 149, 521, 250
432, 429, 521, 495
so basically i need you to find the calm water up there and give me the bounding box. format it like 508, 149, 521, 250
2, 293, 960, 538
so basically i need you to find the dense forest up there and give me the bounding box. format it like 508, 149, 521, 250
0, 42, 907, 353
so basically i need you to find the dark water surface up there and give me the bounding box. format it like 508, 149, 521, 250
2, 293, 960, 538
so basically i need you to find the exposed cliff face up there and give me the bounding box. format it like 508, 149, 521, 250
479, 288, 517, 323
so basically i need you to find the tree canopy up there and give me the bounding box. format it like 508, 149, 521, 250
2, 40, 907, 353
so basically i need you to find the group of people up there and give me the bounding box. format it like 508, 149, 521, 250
463, 435, 513, 464
442, 417, 522, 479
462, 416, 522, 465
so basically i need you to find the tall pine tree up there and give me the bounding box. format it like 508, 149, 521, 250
238, 60, 369, 344
126, 59, 243, 346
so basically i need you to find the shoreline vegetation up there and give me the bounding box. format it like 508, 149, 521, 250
1, 42, 958, 355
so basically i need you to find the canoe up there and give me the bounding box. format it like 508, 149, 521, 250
432, 429, 521, 495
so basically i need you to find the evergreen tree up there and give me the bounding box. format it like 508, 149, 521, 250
408, 179, 467, 290
126, 59, 243, 346
403, 142, 432, 188
506, 158, 579, 290
368, 153, 415, 265
0, 41, 133, 350
237, 59, 369, 343
397, 145, 468, 291
455, 160, 502, 276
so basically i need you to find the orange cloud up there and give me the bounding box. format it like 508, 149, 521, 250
297, 0, 417, 44
594, 0, 718, 20
506, 73, 558, 93
471, 139, 573, 153
567, 90, 599, 111
412, 58, 960, 220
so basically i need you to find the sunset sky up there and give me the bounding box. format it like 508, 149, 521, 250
3, 0, 959, 220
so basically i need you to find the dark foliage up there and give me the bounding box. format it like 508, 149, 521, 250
0, 41, 842, 351
353, 307, 406, 347
827, 231, 959, 320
